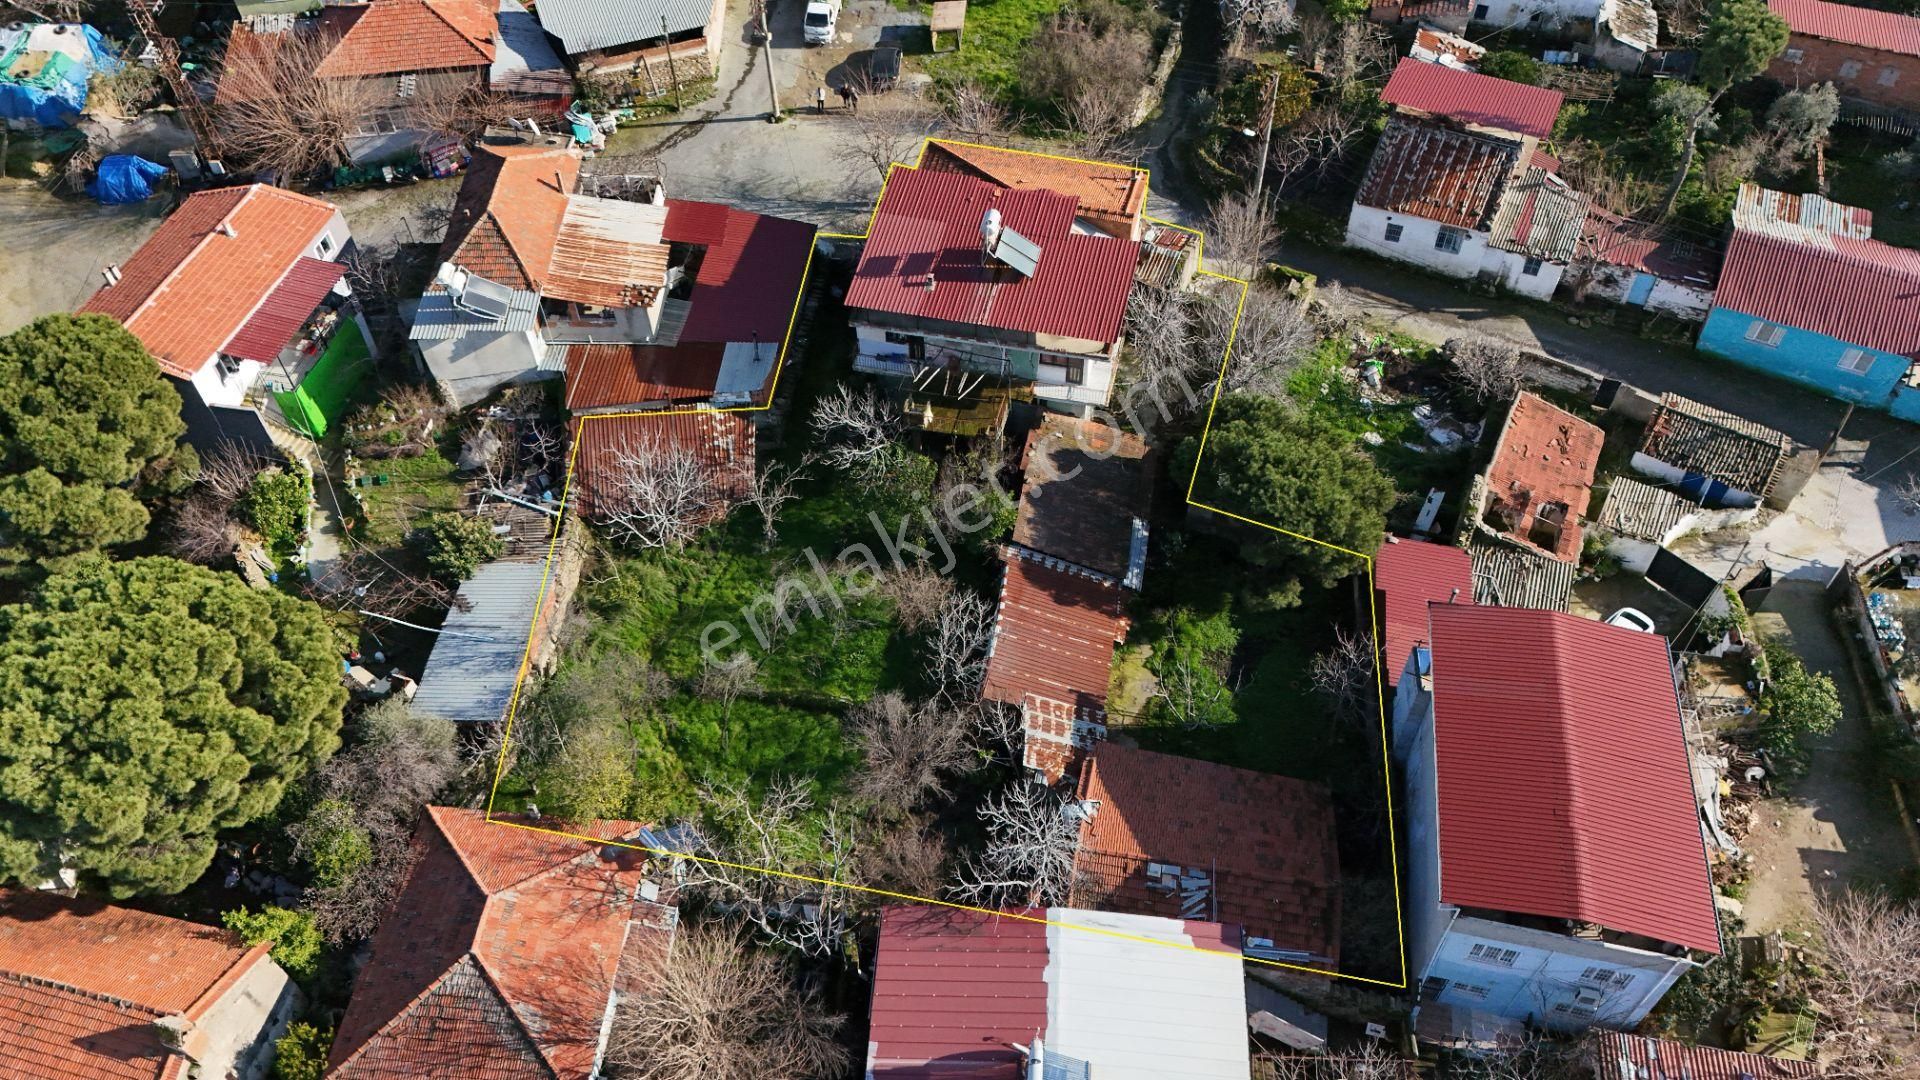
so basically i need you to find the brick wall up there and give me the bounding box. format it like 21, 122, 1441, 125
1768, 33, 1920, 113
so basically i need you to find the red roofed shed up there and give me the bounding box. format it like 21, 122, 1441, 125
1380, 57, 1564, 140
662, 199, 817, 345
866, 906, 1047, 1080
1374, 535, 1474, 685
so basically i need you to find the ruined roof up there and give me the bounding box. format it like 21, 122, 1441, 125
1595, 477, 1699, 543
328, 809, 674, 1079
1379, 56, 1564, 139
313, 0, 496, 78
919, 140, 1148, 237
1480, 391, 1603, 563
1467, 537, 1575, 610
1733, 181, 1874, 242
544, 194, 669, 308
1354, 116, 1519, 230
1638, 393, 1793, 498
1425, 605, 1722, 955
1595, 1033, 1819, 1080
1072, 744, 1341, 964
567, 411, 754, 522
1578, 206, 1717, 283
1011, 415, 1152, 587
1487, 167, 1589, 261
0, 891, 272, 1080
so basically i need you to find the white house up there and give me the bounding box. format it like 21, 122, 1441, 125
1394, 603, 1722, 1033
79, 183, 366, 450
1569, 207, 1718, 320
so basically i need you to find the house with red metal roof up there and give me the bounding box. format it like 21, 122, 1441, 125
1393, 604, 1720, 1033
1697, 183, 1920, 425
1373, 535, 1474, 688
846, 156, 1141, 419
78, 183, 367, 451
1470, 391, 1603, 563
865, 904, 1252, 1080
1070, 743, 1341, 966
411, 145, 814, 409
1569, 205, 1717, 321
1765, 0, 1920, 112
1379, 57, 1564, 141
328, 807, 678, 1079
0, 890, 300, 1080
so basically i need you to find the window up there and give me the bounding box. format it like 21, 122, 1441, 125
1434, 227, 1466, 255
1473, 3, 1489, 17
317, 234, 334, 256
1839, 59, 1863, 78
1060, 355, 1086, 385
1839, 348, 1876, 375
1449, 983, 1491, 1000
397, 73, 418, 98
1879, 66, 1901, 87
215, 354, 242, 383
1784, 47, 1804, 63
1421, 976, 1450, 997
1384, 222, 1404, 244
884, 332, 927, 359
1552, 1002, 1598, 1018
1745, 320, 1785, 347
1521, 257, 1544, 276
1466, 943, 1520, 967
1578, 967, 1634, 989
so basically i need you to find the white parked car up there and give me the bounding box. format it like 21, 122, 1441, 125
804, 0, 839, 44
1606, 607, 1658, 634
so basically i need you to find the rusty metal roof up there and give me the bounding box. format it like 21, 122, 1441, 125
1380, 56, 1564, 139
1595, 1032, 1819, 1079
847, 167, 1137, 344
545, 194, 669, 308
1426, 604, 1722, 954
981, 554, 1127, 724
1733, 181, 1874, 241
1355, 117, 1519, 230
1488, 167, 1589, 260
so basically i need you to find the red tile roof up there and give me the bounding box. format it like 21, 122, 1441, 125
1481, 391, 1603, 563
1072, 744, 1341, 962
981, 556, 1128, 726
0, 891, 268, 1080
1770, 0, 1920, 55
1595, 1033, 1819, 1079
1355, 117, 1518, 230
847, 167, 1137, 344
329, 808, 669, 1079
222, 256, 346, 362
919, 141, 1147, 237
565, 341, 728, 410
314, 0, 496, 78
1716, 228, 1920, 359
439, 145, 581, 293
662, 199, 817, 345
567, 411, 754, 522
78, 184, 340, 378
1426, 605, 1720, 954
866, 906, 1048, 1080
1380, 57, 1564, 139
1373, 535, 1474, 685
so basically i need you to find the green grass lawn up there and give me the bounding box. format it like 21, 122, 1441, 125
908, 0, 1066, 98
350, 443, 465, 549
1286, 336, 1475, 513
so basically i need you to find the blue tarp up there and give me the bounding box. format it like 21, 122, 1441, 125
0, 24, 119, 130
88, 155, 169, 203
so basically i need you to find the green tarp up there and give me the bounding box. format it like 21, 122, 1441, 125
274, 325, 370, 437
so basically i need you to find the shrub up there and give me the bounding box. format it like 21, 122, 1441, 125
271, 1022, 333, 1080
223, 906, 324, 983
298, 798, 373, 888
1479, 50, 1542, 85
242, 469, 312, 551
410, 511, 503, 580
1758, 641, 1841, 764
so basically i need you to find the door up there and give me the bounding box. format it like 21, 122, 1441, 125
1626, 272, 1656, 306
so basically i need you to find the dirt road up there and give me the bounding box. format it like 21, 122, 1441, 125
0, 179, 169, 330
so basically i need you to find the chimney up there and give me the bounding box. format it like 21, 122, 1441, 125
554, 170, 566, 194
102, 264, 122, 286
1448, 587, 1461, 603
217, 220, 237, 239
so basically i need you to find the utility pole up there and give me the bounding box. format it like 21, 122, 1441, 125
1250, 66, 1280, 206
661, 16, 682, 107
760, 0, 781, 122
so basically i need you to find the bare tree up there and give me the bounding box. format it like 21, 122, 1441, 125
1155, 655, 1234, 730
1209, 282, 1320, 399
603, 923, 849, 1080
927, 589, 996, 702
677, 779, 857, 957
1324, 20, 1397, 95
1311, 628, 1377, 728
942, 78, 1016, 141
1265, 103, 1371, 196
877, 563, 956, 632
1257, 1043, 1415, 1080
1220, 0, 1296, 45
1808, 889, 1920, 1075
1445, 337, 1526, 405
195, 441, 278, 508
1203, 191, 1279, 280
401, 79, 530, 143
741, 455, 812, 549
595, 434, 739, 549
1894, 473, 1920, 517
950, 781, 1082, 907
847, 692, 977, 814
211, 25, 381, 179
857, 815, 952, 897
167, 495, 240, 565
833, 102, 934, 184
305, 548, 459, 618
809, 382, 903, 477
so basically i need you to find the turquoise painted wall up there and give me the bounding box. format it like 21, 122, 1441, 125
1699, 305, 1909, 407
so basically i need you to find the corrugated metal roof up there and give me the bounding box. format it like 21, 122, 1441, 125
1595, 1032, 1819, 1079
1733, 181, 1874, 241
1488, 167, 1588, 261
1578, 206, 1717, 283
1374, 535, 1474, 685
1354, 117, 1518, 230
565, 341, 727, 410
1380, 56, 1564, 139
412, 559, 550, 724
1596, 477, 1698, 542
846, 168, 1137, 345
1639, 393, 1792, 497
532, 0, 715, 55
1426, 604, 1721, 954
490, 0, 572, 96
221, 256, 346, 362
407, 287, 542, 338
1468, 538, 1574, 610
1716, 229, 1920, 358
1072, 743, 1341, 963
980, 554, 1127, 723
662, 199, 816, 346
1770, 0, 1920, 55
545, 194, 669, 308
867, 906, 1046, 1080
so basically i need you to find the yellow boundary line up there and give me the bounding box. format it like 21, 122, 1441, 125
479, 138, 1409, 988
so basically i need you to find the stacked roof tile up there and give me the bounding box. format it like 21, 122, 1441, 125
1373, 535, 1474, 685
1355, 117, 1519, 230
1480, 391, 1603, 562
1425, 605, 1720, 954
1638, 392, 1792, 498
78, 184, 339, 378
1379, 57, 1564, 139
1072, 743, 1341, 963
